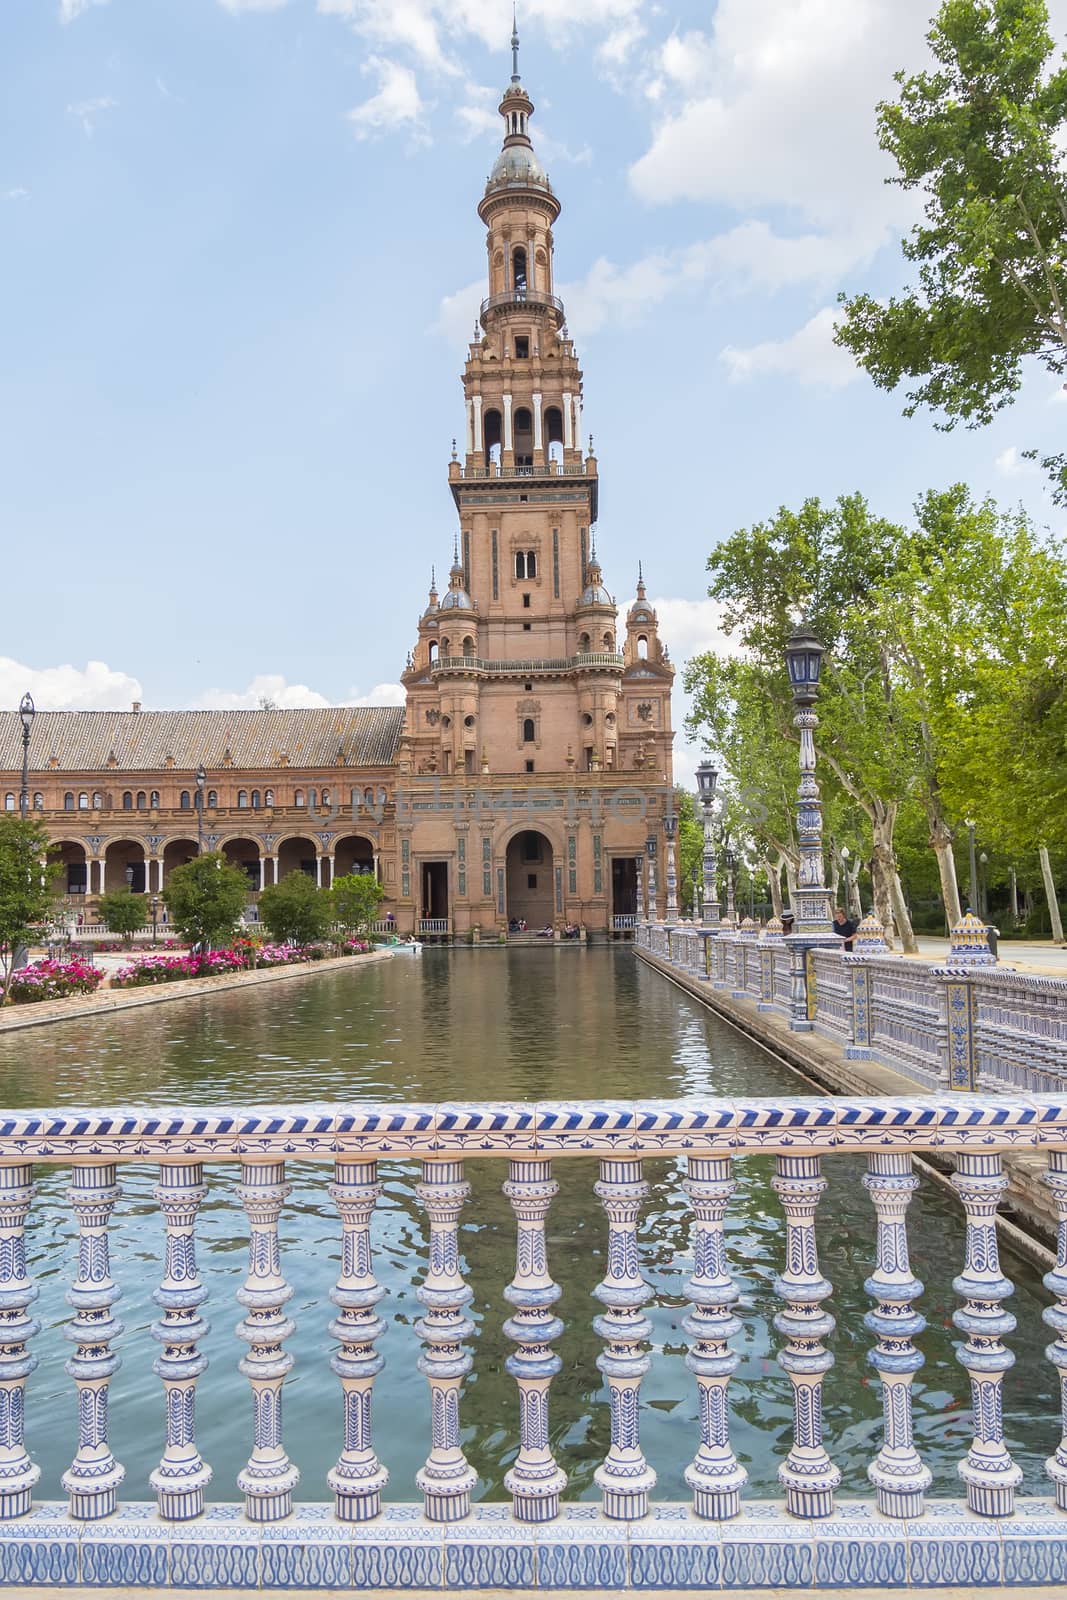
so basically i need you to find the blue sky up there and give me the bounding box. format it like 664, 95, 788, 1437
3, 0, 1066, 784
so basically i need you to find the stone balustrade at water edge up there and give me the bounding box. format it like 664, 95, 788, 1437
2, 1098, 1067, 1588
642, 922, 1067, 1095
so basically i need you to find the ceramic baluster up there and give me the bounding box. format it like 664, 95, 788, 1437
683, 1155, 746, 1519
415, 1159, 477, 1521
61, 1163, 125, 1519
150, 1162, 212, 1520
772, 1154, 840, 1518
0, 1165, 40, 1518
327, 1159, 388, 1522
862, 1153, 931, 1517
951, 1152, 1022, 1516
1043, 1150, 1067, 1509
236, 1159, 299, 1521
593, 1157, 656, 1519
503, 1158, 567, 1522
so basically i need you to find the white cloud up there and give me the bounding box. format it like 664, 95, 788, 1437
0, 658, 142, 712
435, 275, 484, 346
58, 0, 109, 22
721, 306, 859, 389
649, 596, 734, 666
218, 0, 288, 10
66, 97, 118, 136
195, 674, 332, 711
995, 446, 1040, 479
348, 681, 407, 707
6, 188, 29, 201
347, 56, 428, 140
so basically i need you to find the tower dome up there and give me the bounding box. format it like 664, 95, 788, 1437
440, 547, 475, 611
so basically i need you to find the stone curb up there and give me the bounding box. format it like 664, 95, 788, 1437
0, 947, 395, 1034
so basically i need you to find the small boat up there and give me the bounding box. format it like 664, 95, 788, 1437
388, 938, 423, 955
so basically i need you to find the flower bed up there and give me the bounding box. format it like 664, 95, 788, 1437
112, 939, 372, 989
1, 957, 105, 1005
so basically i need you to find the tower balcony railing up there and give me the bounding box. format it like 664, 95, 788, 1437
0, 1092, 1066, 1591
433, 652, 624, 676
480, 287, 565, 319
458, 460, 588, 480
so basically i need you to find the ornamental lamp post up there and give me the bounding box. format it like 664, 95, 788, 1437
18, 693, 35, 820
690, 863, 700, 921
695, 760, 721, 928
645, 832, 658, 922
663, 805, 679, 920
151, 894, 159, 944
782, 623, 836, 1031
979, 851, 989, 920
965, 818, 977, 913
724, 848, 737, 923
195, 764, 207, 856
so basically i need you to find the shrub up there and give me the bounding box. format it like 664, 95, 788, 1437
0, 957, 104, 1005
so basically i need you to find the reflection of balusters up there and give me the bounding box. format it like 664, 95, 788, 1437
0, 1165, 40, 1518
328, 1159, 388, 1522
683, 1155, 745, 1519
1043, 1151, 1067, 1509
593, 1158, 656, 1519
863, 1153, 931, 1518
951, 1152, 1021, 1517
772, 1154, 839, 1518
150, 1162, 212, 1520
415, 1160, 477, 1521
503, 1158, 566, 1522
62, 1163, 125, 1519
236, 1160, 299, 1521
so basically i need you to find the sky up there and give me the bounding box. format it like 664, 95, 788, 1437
3, 0, 1067, 788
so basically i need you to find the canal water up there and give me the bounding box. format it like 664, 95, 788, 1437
0, 947, 1055, 1506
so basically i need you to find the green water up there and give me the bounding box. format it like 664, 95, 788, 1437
0, 947, 1056, 1506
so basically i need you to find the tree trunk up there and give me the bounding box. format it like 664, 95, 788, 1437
888, 866, 918, 955
765, 859, 784, 919
868, 837, 897, 947
929, 825, 962, 929
1039, 845, 1065, 943
845, 865, 863, 923
829, 860, 841, 903
785, 861, 798, 908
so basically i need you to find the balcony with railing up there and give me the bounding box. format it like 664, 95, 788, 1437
480, 288, 565, 320
433, 652, 624, 677
456, 459, 589, 480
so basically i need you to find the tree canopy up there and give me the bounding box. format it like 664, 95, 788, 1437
331, 872, 385, 935
98, 888, 147, 945
258, 872, 334, 946
162, 853, 249, 959
0, 816, 59, 999
836, 0, 1067, 498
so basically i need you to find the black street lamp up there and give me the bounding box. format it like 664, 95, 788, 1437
645, 832, 658, 920
18, 693, 35, 820
784, 626, 825, 705
979, 851, 989, 920
965, 818, 978, 913
195, 764, 206, 855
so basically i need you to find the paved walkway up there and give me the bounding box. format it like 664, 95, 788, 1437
911, 936, 1067, 976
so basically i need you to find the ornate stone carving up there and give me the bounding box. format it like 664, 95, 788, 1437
327, 1159, 388, 1522
150, 1162, 212, 1521
235, 1160, 299, 1522
593, 1157, 656, 1520
502, 1158, 566, 1522
683, 1155, 745, 1519
0, 1165, 40, 1519
415, 1160, 477, 1521
61, 1163, 125, 1520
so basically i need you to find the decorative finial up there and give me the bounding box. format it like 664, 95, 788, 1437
453, 533, 460, 563
638, 559, 643, 582
473, 320, 481, 343
511, 3, 520, 82
431, 564, 436, 589
451, 437, 457, 461
588, 433, 594, 455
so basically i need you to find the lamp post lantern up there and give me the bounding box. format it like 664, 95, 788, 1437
783, 624, 835, 1029
195, 764, 206, 856
695, 760, 721, 928
645, 833, 658, 922
663, 805, 679, 920
17, 693, 35, 820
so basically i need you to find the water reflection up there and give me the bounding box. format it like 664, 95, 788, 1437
0, 947, 1055, 1504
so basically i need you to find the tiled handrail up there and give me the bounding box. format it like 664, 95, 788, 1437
641, 923, 1067, 1095
2, 1095, 1067, 1588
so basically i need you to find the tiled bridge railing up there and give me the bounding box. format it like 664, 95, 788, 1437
642, 923, 1067, 1094
3, 1099, 1067, 1589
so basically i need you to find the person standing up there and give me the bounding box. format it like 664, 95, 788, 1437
832, 907, 857, 951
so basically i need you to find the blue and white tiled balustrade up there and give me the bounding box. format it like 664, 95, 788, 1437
0, 1098, 1066, 1589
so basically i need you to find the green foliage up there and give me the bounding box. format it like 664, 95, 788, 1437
0, 816, 60, 996
331, 872, 385, 935
258, 871, 334, 946
162, 852, 250, 957
837, 0, 1067, 499
673, 789, 705, 913
98, 887, 147, 944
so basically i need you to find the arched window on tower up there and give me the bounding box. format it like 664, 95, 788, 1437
637, 634, 649, 660
579, 632, 591, 654
428, 640, 438, 664
522, 718, 536, 744
513, 247, 527, 297
462, 636, 475, 659
526, 550, 537, 579
207, 790, 217, 808
515, 551, 526, 580
545, 405, 564, 466
513, 406, 533, 467
484, 408, 502, 469
180, 792, 190, 810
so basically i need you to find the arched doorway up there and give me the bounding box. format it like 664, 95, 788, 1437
278, 836, 318, 881
162, 838, 198, 886
222, 837, 262, 891
48, 841, 88, 898
505, 830, 554, 930
105, 839, 146, 894
334, 835, 376, 878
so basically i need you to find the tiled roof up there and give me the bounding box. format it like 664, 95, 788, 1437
0, 708, 405, 774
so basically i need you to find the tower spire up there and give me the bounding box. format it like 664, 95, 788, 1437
511, 4, 520, 82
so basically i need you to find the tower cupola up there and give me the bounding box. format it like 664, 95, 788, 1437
440, 545, 475, 612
